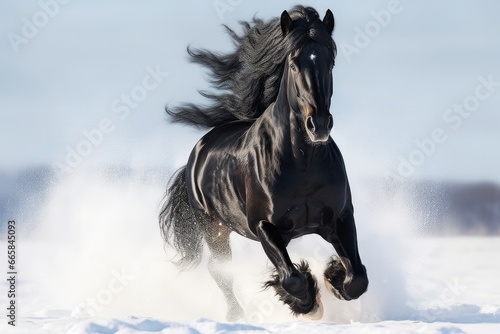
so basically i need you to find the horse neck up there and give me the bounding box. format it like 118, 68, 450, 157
262, 67, 318, 165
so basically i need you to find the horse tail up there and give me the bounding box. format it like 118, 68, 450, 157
159, 166, 205, 270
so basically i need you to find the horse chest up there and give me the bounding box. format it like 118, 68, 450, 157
271, 169, 346, 235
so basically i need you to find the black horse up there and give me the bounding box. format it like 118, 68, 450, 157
160, 6, 368, 321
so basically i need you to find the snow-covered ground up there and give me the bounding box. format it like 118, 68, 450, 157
1, 170, 499, 333
2, 1, 500, 333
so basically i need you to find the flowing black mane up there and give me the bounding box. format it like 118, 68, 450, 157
166, 5, 336, 129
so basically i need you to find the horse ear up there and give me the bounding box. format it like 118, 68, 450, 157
280, 10, 293, 36
323, 9, 335, 35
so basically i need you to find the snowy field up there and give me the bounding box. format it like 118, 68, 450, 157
1, 171, 499, 334
1, 1, 500, 333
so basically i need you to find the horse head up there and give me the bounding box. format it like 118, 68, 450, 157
281, 9, 336, 144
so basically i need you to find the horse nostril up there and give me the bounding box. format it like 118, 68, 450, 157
306, 116, 316, 132
327, 115, 333, 130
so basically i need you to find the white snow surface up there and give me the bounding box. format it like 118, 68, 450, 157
2, 1, 500, 333
1, 170, 499, 333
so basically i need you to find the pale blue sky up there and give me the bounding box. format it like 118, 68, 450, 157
1, 0, 499, 182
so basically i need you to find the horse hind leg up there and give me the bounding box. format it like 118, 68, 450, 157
204, 220, 244, 322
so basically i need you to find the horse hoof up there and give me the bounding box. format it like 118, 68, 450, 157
324, 267, 368, 301
264, 260, 320, 316
227, 303, 245, 322
304, 293, 323, 320
324, 276, 343, 300
323, 257, 347, 300
227, 310, 243, 322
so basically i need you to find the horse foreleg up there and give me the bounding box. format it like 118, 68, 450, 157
323, 212, 368, 300
204, 222, 244, 322
255, 221, 321, 317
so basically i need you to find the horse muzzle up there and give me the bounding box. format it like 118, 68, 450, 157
305, 114, 333, 143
